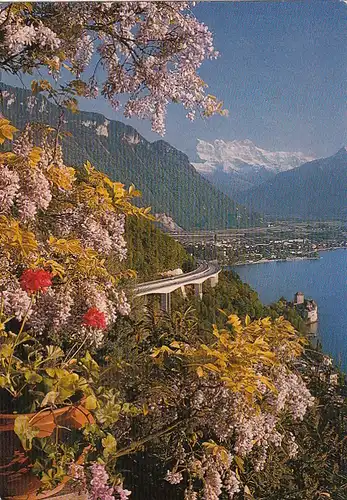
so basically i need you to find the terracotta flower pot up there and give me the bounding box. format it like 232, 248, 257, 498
0, 404, 94, 500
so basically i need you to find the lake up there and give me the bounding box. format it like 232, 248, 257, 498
232, 249, 347, 369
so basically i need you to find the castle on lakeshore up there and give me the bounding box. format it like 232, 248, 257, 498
293, 292, 318, 324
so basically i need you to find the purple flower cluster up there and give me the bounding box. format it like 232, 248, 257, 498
114, 485, 132, 500
0, 166, 20, 214
88, 463, 115, 500
165, 470, 183, 485
2, 284, 32, 321
0, 2, 224, 135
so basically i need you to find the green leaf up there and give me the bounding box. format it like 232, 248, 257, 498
102, 433, 117, 460
234, 455, 245, 473
16, 333, 32, 346
244, 485, 253, 499
46, 345, 65, 360
80, 351, 99, 379
24, 370, 42, 384
203, 363, 220, 373
95, 401, 122, 426
57, 373, 79, 401
45, 367, 67, 379
84, 394, 98, 410
150, 347, 161, 358
69, 80, 88, 96
41, 391, 59, 407
0, 343, 14, 359
14, 415, 39, 451
31, 80, 39, 94
41, 466, 65, 488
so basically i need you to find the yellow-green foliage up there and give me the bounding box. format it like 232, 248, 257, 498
152, 313, 306, 403
0, 121, 151, 284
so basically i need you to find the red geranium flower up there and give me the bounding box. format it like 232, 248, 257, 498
20, 268, 53, 294
82, 307, 107, 330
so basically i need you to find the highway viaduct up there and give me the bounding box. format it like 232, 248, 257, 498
134, 261, 221, 313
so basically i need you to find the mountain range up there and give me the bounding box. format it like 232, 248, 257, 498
193, 139, 314, 197
236, 147, 347, 220
0, 83, 261, 230
2, 83, 345, 225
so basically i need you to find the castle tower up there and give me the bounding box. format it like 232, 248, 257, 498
294, 292, 304, 305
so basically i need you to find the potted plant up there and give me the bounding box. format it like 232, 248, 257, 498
0, 301, 90, 498
0, 298, 138, 499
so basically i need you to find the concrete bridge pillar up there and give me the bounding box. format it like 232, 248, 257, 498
181, 285, 187, 298
142, 294, 149, 312
194, 283, 203, 300
210, 275, 219, 288
160, 293, 171, 313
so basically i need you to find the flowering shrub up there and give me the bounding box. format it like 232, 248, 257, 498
0, 2, 226, 134
97, 307, 316, 499
0, 120, 152, 348
0, 118, 154, 495
237, 347, 347, 500
97, 304, 347, 500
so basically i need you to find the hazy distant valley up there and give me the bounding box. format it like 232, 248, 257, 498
193, 138, 347, 222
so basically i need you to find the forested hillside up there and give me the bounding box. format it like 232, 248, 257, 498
0, 83, 261, 230
125, 217, 194, 280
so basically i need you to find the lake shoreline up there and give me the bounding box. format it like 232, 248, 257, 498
232, 248, 347, 369
230, 256, 318, 267
229, 247, 346, 267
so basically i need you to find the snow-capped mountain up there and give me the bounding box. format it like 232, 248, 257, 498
192, 139, 315, 196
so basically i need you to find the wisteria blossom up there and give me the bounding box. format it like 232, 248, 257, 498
53, 207, 127, 260
269, 368, 315, 420
203, 469, 223, 500
114, 485, 132, 500
89, 463, 115, 500
0, 165, 20, 214
2, 285, 32, 321
0, 2, 226, 134
17, 167, 52, 221
165, 470, 184, 485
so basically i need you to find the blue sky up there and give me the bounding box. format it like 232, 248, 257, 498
2, 0, 346, 160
